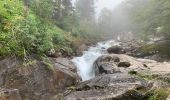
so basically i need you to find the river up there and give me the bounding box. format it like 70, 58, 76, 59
71, 40, 120, 81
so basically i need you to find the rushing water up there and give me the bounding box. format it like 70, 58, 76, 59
72, 40, 120, 81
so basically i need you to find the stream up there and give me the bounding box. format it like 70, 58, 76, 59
72, 40, 120, 81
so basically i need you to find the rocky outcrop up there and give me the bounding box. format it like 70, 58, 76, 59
64, 74, 151, 100
0, 57, 78, 100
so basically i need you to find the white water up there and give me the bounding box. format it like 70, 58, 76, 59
72, 40, 120, 81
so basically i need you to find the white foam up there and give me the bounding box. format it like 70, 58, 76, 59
72, 40, 120, 81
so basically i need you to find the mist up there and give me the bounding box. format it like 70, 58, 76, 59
96, 0, 124, 16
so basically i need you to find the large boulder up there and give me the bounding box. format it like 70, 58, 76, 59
107, 46, 124, 54
97, 63, 119, 74
0, 57, 78, 100
94, 54, 148, 76
64, 74, 150, 100
94, 55, 120, 75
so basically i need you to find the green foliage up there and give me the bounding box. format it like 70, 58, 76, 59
145, 89, 169, 100
130, 0, 170, 38
41, 56, 53, 70
139, 41, 170, 56
18, 13, 54, 54
72, 20, 101, 43
23, 59, 37, 67
29, 0, 53, 19
0, 0, 24, 56
0, 0, 74, 57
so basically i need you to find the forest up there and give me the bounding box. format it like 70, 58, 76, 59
0, 0, 170, 100
0, 0, 170, 57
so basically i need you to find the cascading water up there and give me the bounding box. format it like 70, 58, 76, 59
72, 40, 120, 81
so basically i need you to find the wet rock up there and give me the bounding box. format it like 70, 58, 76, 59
107, 46, 124, 54
95, 55, 120, 65
75, 44, 88, 56
55, 57, 77, 72
94, 55, 120, 75
118, 62, 131, 68
0, 88, 22, 100
64, 74, 150, 100
0, 57, 78, 100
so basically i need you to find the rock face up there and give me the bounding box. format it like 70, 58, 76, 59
0, 89, 22, 100
0, 57, 78, 100
55, 57, 77, 72
64, 74, 150, 100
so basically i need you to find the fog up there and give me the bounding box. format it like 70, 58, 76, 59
72, 0, 124, 15
96, 0, 124, 15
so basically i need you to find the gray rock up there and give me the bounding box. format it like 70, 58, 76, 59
0, 57, 78, 100
55, 57, 77, 72
107, 46, 124, 54
64, 74, 150, 100
98, 63, 118, 74
94, 55, 120, 75
0, 88, 22, 100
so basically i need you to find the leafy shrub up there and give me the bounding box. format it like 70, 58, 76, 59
0, 0, 74, 57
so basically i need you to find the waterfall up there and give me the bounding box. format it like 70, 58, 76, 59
72, 40, 120, 81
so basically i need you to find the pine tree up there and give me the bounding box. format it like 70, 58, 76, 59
76, 0, 95, 21
62, 0, 73, 16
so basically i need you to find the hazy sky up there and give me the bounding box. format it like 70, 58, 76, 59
96, 0, 124, 15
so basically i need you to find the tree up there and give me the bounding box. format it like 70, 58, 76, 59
52, 0, 62, 20
130, 0, 170, 38
62, 0, 73, 16
97, 8, 113, 35
76, 0, 95, 21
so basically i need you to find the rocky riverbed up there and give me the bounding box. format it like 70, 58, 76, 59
64, 40, 170, 100
0, 40, 170, 100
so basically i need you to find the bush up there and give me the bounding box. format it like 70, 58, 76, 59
0, 0, 74, 57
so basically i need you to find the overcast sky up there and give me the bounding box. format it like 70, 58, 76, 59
96, 0, 124, 15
